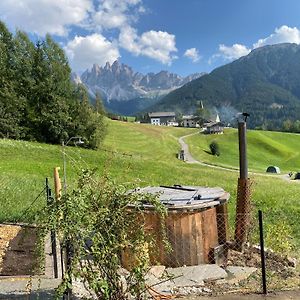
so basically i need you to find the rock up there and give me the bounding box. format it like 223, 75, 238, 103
226, 266, 257, 283
147, 265, 166, 278
287, 257, 297, 268
165, 264, 227, 287
149, 281, 175, 296
203, 287, 212, 293
175, 286, 203, 296
145, 274, 161, 287
145, 266, 166, 287
215, 279, 227, 285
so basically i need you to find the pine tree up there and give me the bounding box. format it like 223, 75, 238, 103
71, 85, 106, 149
28, 36, 72, 143
95, 92, 106, 115
0, 22, 25, 138
0, 21, 107, 147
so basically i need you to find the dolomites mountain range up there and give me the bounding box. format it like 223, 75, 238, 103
72, 60, 204, 114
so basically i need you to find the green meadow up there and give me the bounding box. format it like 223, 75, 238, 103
185, 128, 300, 173
1, 120, 300, 250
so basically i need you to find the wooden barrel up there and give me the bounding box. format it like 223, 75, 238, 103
122, 186, 230, 268
143, 207, 218, 267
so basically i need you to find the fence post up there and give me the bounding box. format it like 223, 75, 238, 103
258, 210, 267, 294
46, 178, 59, 279
53, 168, 65, 280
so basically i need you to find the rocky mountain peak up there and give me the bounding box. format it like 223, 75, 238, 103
104, 61, 111, 70
111, 60, 120, 72
91, 63, 101, 75
75, 61, 205, 103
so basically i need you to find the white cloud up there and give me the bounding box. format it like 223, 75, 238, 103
93, 0, 143, 30
65, 34, 120, 71
253, 25, 300, 48
212, 25, 300, 63
218, 44, 251, 60
0, 0, 178, 67
93, 11, 127, 29
0, 0, 93, 36
184, 48, 200, 62
140, 30, 177, 64
119, 26, 141, 55
119, 27, 177, 64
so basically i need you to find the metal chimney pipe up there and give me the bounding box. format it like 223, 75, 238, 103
234, 114, 252, 251
238, 121, 248, 180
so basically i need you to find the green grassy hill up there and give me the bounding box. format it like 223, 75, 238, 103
1, 121, 300, 250
0, 121, 197, 222
185, 128, 300, 173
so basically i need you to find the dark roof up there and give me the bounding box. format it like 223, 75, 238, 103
206, 122, 225, 128
148, 112, 176, 118
182, 115, 198, 120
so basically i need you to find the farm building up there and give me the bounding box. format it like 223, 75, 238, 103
182, 115, 199, 128
148, 112, 177, 126
203, 122, 225, 134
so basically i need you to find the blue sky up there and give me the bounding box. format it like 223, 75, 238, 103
1, 0, 300, 76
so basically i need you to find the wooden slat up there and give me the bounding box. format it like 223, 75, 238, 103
190, 212, 203, 265
201, 209, 218, 263
180, 213, 191, 266
216, 203, 229, 245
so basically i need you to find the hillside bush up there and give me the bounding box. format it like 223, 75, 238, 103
36, 170, 168, 300
209, 141, 220, 156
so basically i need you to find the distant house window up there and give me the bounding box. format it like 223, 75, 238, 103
151, 118, 160, 125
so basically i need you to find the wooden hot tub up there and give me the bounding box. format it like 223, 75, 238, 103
124, 185, 230, 268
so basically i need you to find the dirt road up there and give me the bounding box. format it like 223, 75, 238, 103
178, 133, 237, 172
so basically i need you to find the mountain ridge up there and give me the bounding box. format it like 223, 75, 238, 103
150, 43, 300, 129
72, 60, 205, 115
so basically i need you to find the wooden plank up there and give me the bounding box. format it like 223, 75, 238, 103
190, 212, 204, 265
173, 214, 183, 267
195, 212, 204, 264
201, 208, 218, 263
216, 203, 229, 245
164, 214, 176, 267
180, 213, 191, 266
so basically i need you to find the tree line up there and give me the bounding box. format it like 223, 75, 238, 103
0, 21, 106, 149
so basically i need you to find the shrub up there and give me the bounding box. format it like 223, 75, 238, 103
209, 141, 220, 156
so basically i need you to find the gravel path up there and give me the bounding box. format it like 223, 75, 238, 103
0, 277, 61, 299
178, 133, 237, 172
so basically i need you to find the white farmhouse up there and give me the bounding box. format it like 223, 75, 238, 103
148, 112, 177, 126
